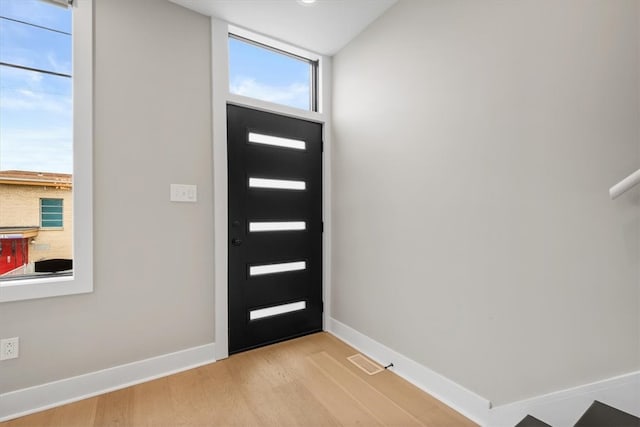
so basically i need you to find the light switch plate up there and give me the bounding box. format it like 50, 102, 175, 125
170, 184, 197, 202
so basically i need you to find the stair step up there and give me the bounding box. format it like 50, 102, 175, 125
574, 401, 640, 427
515, 415, 552, 427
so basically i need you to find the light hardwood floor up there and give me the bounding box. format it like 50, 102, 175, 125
2, 332, 477, 426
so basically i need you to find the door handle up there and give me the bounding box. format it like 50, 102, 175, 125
231, 238, 243, 246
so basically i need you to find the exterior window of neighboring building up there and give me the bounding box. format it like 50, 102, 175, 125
0, 0, 93, 302
40, 198, 63, 228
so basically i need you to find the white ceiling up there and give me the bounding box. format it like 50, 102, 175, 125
168, 0, 398, 56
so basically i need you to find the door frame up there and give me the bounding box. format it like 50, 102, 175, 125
211, 20, 333, 360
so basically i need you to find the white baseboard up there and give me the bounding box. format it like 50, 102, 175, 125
4, 327, 636, 427
0, 343, 216, 422
327, 317, 491, 425
488, 370, 640, 427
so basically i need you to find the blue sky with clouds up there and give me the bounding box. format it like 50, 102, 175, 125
0, 0, 72, 174
229, 37, 312, 111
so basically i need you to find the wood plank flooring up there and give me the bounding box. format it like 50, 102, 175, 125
1, 332, 477, 426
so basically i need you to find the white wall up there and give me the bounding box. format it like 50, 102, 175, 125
332, 0, 640, 406
0, 0, 214, 393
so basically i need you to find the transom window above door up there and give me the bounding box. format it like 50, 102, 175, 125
228, 34, 318, 112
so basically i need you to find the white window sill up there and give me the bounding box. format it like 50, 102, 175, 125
0, 275, 92, 303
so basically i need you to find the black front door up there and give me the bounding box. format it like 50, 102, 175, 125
227, 104, 323, 354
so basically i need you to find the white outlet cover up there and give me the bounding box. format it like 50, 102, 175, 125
0, 337, 19, 360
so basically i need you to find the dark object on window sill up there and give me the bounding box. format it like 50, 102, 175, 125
34, 259, 73, 273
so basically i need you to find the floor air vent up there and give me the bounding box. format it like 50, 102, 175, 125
347, 354, 384, 375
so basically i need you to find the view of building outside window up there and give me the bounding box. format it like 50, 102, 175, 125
0, 0, 73, 278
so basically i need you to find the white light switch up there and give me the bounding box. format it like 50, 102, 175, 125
170, 184, 197, 202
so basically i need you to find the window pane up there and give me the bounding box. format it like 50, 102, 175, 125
249, 301, 307, 320
0, 0, 71, 34
0, 67, 72, 174
229, 36, 314, 111
248, 177, 306, 191
0, 68, 72, 173
248, 132, 306, 150
249, 261, 307, 276
0, 16, 72, 75
42, 199, 63, 206
249, 221, 306, 232
0, 1, 72, 280
40, 198, 63, 228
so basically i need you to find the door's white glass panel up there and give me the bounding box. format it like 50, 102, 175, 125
248, 132, 306, 150
250, 301, 306, 320
249, 221, 306, 232
249, 177, 306, 190
249, 260, 306, 276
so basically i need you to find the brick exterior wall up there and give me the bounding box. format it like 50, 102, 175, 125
0, 184, 73, 262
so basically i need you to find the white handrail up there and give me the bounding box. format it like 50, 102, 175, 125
609, 169, 640, 199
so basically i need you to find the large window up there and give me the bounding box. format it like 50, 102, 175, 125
0, 0, 72, 173
0, 0, 92, 302
228, 35, 318, 111
0, 0, 71, 278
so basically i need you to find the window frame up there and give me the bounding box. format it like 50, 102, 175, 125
0, 0, 93, 303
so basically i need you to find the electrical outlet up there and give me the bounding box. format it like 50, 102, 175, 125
0, 337, 19, 360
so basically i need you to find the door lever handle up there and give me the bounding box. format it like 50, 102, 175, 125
231, 238, 243, 246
